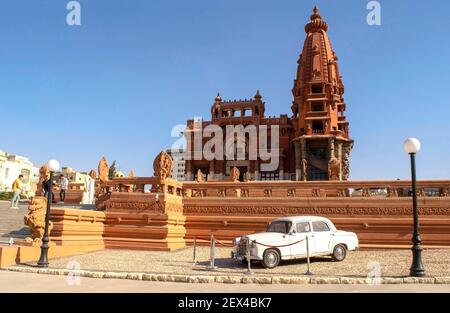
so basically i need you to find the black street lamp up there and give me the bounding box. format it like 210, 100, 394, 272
403, 138, 425, 277
37, 159, 60, 268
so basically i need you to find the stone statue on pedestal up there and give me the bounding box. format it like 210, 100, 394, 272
230, 167, 240, 182
328, 157, 341, 181
196, 169, 205, 183
23, 196, 53, 246
98, 157, 109, 183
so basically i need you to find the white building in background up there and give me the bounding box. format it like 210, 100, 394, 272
55, 167, 89, 185
0, 150, 40, 196
166, 148, 186, 181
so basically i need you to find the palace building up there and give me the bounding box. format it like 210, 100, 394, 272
184, 6, 353, 181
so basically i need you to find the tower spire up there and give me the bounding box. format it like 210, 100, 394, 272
292, 7, 353, 181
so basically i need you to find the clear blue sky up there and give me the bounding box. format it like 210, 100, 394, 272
1, 0, 449, 180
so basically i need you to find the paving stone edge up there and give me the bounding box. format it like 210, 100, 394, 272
2, 267, 449, 285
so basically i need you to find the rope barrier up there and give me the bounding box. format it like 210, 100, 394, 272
191, 237, 229, 246
251, 239, 305, 248
216, 240, 228, 246
194, 237, 214, 243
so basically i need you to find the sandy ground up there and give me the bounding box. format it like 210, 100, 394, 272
20, 247, 450, 278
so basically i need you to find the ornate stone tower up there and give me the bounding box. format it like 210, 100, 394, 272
291, 6, 353, 181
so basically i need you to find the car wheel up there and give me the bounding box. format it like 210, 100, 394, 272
262, 249, 280, 269
332, 244, 347, 262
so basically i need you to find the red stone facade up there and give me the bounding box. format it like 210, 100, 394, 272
185, 7, 353, 182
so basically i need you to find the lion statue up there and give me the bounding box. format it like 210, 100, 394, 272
23, 196, 53, 246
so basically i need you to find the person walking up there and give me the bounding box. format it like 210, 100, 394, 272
10, 175, 24, 209
59, 174, 68, 204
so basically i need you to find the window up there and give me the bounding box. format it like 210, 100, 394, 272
5, 168, 9, 179
312, 120, 324, 133
243, 109, 252, 117
311, 84, 323, 94
296, 222, 311, 233
312, 102, 324, 112
260, 171, 279, 181
312, 221, 330, 232
267, 221, 292, 234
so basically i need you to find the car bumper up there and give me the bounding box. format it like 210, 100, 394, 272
231, 251, 245, 260
231, 250, 262, 261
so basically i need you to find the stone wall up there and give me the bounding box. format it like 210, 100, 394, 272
95, 177, 450, 249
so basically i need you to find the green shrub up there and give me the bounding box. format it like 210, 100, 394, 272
0, 192, 28, 200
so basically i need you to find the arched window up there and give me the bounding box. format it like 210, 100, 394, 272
20, 169, 31, 183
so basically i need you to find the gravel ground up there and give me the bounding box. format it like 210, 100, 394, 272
27, 248, 450, 278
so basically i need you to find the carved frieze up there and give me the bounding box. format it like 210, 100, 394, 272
183, 205, 450, 216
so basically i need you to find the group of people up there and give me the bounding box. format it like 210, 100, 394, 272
42, 174, 69, 204
9, 174, 69, 209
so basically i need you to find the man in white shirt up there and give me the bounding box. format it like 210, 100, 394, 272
59, 174, 69, 204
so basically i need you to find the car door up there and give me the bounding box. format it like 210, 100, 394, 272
289, 221, 312, 257
311, 220, 332, 254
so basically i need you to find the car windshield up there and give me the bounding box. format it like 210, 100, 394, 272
267, 221, 292, 234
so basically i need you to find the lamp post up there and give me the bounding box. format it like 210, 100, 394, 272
37, 159, 60, 268
403, 138, 425, 277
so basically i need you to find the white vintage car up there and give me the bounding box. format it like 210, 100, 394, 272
232, 216, 359, 268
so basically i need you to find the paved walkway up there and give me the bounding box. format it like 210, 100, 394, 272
0, 200, 94, 243
1, 271, 449, 293
0, 201, 30, 242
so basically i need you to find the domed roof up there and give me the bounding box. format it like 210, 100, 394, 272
304, 6, 329, 33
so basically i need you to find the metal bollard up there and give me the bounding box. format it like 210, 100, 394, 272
208, 234, 217, 270
305, 235, 313, 275
245, 239, 252, 275
192, 237, 197, 263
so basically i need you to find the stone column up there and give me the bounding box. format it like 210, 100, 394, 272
294, 141, 301, 181
185, 160, 193, 181
337, 141, 343, 181
300, 137, 307, 181
328, 137, 335, 160
208, 161, 215, 181
279, 157, 284, 181
254, 160, 260, 181
342, 141, 353, 181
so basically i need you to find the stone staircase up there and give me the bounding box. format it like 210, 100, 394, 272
0, 201, 31, 243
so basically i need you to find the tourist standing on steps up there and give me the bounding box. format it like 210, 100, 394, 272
59, 174, 68, 204
10, 174, 24, 209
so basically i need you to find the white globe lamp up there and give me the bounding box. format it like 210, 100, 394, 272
403, 138, 421, 154
46, 159, 60, 172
